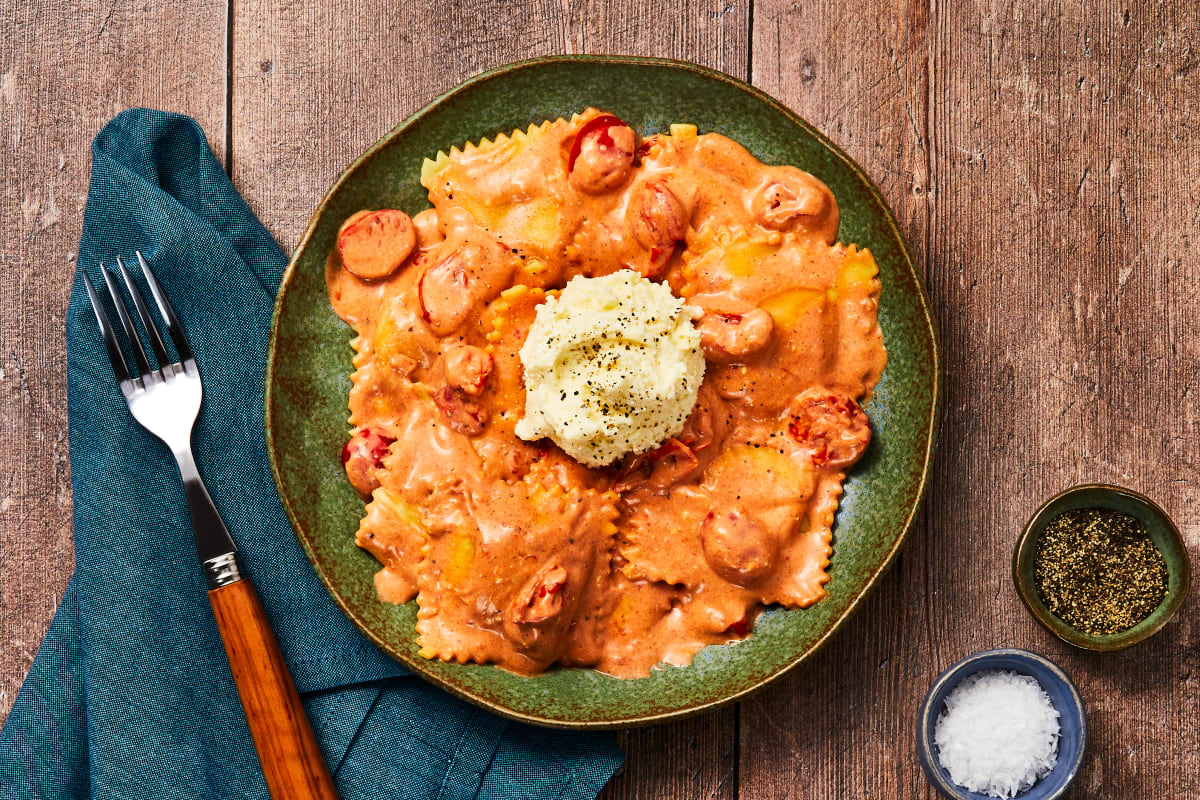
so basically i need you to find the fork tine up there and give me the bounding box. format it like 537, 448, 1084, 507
100, 263, 153, 377
116, 256, 170, 367
83, 271, 134, 386
136, 252, 194, 366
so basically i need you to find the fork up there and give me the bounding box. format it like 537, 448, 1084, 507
83, 252, 339, 800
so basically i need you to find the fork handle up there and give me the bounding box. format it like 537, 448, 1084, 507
209, 574, 340, 800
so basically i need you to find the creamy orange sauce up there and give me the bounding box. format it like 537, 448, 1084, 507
326, 111, 886, 677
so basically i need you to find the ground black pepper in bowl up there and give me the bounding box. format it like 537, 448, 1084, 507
1033, 508, 1169, 635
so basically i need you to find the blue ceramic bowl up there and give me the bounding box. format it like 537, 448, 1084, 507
916, 649, 1086, 800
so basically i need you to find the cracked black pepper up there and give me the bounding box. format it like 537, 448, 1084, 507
1033, 507, 1168, 635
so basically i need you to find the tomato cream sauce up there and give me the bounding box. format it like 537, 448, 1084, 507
326, 110, 886, 677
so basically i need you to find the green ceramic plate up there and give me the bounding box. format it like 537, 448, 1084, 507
1013, 483, 1192, 651
265, 55, 941, 728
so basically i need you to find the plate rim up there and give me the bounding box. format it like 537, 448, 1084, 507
264, 53, 943, 728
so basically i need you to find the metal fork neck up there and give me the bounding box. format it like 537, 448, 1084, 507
170, 446, 240, 586
172, 443, 204, 482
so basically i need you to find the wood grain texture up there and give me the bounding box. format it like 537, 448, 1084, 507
3, 1, 1199, 797
0, 0, 226, 723
742, 4, 937, 797
209, 577, 338, 800
743, 0, 1200, 798
230, 0, 571, 251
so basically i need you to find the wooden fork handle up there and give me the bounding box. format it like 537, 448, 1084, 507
209, 577, 340, 800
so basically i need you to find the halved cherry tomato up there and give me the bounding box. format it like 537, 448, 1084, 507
724, 615, 752, 637
433, 385, 487, 436
568, 115, 638, 194
786, 389, 871, 469
567, 115, 630, 172
612, 436, 701, 493
508, 563, 568, 626
341, 428, 396, 498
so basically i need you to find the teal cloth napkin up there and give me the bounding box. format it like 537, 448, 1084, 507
0, 109, 623, 800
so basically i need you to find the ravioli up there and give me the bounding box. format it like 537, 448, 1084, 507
326, 109, 887, 677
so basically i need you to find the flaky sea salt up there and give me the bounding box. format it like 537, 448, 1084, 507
933, 669, 1060, 799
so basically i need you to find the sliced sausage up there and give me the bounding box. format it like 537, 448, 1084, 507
750, 167, 838, 242
443, 343, 493, 396
698, 308, 774, 361
700, 506, 778, 586
503, 562, 569, 651
631, 181, 687, 277
418, 247, 475, 336
337, 209, 416, 280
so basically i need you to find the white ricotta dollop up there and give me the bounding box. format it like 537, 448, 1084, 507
515, 269, 705, 467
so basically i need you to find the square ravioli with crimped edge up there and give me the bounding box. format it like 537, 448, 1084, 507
326, 108, 886, 678
415, 474, 620, 674
420, 118, 576, 261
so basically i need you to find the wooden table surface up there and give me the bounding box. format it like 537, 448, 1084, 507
3, 1, 1197, 797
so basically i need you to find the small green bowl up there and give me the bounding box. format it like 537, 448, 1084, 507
1013, 483, 1191, 651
